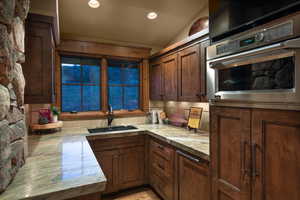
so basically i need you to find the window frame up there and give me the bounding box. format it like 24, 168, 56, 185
61, 57, 102, 112
107, 61, 141, 111
55, 52, 148, 120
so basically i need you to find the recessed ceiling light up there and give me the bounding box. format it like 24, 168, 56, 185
88, 0, 100, 8
147, 12, 158, 20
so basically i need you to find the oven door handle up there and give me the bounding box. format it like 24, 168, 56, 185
210, 37, 300, 69
283, 37, 300, 49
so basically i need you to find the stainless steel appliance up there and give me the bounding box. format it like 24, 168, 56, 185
209, 0, 300, 42
207, 17, 300, 104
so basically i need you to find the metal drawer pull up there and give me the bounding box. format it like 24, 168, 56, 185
242, 141, 250, 178
252, 143, 260, 179
177, 150, 200, 163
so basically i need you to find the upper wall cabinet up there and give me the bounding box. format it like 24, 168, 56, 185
178, 44, 201, 101
162, 53, 178, 101
23, 14, 56, 104
150, 60, 163, 101
150, 32, 209, 102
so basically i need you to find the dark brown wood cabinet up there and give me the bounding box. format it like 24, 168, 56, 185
150, 60, 164, 101
23, 14, 56, 104
177, 151, 210, 200
162, 53, 178, 101
210, 106, 300, 200
178, 44, 202, 101
94, 150, 119, 194
252, 109, 300, 200
118, 146, 145, 190
89, 135, 146, 194
149, 139, 175, 200
210, 107, 251, 200
150, 36, 209, 102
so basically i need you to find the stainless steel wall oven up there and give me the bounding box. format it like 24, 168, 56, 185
207, 14, 300, 104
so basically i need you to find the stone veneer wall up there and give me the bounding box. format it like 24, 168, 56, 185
0, 0, 30, 192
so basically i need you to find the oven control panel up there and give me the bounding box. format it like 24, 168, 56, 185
215, 22, 293, 56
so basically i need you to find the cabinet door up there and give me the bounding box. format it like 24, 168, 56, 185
178, 44, 201, 101
210, 106, 251, 200
150, 60, 163, 100
178, 152, 210, 200
118, 146, 145, 190
24, 15, 54, 104
162, 54, 178, 101
252, 109, 300, 200
94, 150, 119, 194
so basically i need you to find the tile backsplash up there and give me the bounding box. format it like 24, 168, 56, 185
150, 101, 210, 132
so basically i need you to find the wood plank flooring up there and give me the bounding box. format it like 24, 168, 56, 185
102, 188, 161, 200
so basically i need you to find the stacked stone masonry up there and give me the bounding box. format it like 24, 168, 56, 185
0, 0, 30, 193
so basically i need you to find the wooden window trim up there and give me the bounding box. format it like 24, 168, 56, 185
55, 52, 149, 120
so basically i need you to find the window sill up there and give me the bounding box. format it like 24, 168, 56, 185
60, 110, 147, 121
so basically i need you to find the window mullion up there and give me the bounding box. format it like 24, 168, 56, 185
80, 63, 84, 112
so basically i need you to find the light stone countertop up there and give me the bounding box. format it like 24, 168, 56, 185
0, 124, 209, 200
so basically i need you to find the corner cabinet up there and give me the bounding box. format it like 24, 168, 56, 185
150, 37, 209, 102
23, 14, 56, 104
210, 106, 300, 200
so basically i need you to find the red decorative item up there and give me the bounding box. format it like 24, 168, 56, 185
189, 17, 209, 36
168, 113, 188, 127
39, 109, 51, 122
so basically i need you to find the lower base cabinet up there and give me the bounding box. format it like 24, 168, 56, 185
89, 136, 210, 199
118, 146, 145, 190
95, 150, 119, 194
178, 151, 210, 200
211, 106, 300, 200
149, 138, 210, 200
89, 135, 146, 194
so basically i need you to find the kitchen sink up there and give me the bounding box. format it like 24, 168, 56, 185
88, 125, 138, 134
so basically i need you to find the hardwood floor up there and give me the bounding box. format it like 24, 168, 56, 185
103, 188, 161, 200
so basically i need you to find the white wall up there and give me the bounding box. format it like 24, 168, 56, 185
167, 3, 209, 45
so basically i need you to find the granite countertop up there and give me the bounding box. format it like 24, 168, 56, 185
87, 124, 210, 161
0, 131, 107, 200
0, 124, 209, 200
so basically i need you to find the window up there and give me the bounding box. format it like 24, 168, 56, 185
61, 56, 101, 112
108, 59, 140, 111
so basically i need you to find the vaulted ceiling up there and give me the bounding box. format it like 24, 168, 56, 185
29, 0, 208, 50
58, 0, 208, 49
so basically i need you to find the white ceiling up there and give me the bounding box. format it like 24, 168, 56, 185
58, 0, 208, 49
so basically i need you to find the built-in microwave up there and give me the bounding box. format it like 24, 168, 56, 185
207, 37, 300, 103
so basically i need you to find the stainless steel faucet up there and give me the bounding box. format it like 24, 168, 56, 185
107, 105, 114, 128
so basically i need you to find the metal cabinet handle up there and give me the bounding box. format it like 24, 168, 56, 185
252, 143, 259, 179
242, 141, 250, 179
177, 150, 200, 163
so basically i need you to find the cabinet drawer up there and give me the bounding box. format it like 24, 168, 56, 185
150, 139, 174, 161
150, 171, 174, 200
90, 135, 144, 152
151, 152, 173, 179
